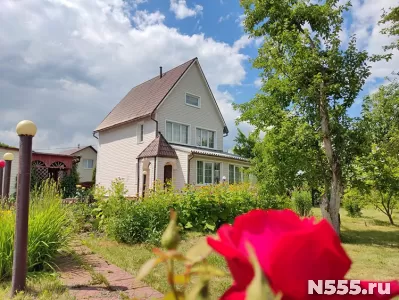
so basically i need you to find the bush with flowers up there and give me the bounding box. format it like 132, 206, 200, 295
138, 209, 399, 300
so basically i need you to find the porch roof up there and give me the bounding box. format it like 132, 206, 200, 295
171, 145, 250, 162
137, 134, 178, 159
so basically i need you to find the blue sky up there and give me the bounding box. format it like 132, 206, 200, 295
0, 0, 397, 151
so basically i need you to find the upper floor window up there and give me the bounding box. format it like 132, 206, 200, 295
166, 121, 189, 144
186, 93, 200, 108
138, 123, 144, 143
84, 159, 94, 169
196, 128, 215, 149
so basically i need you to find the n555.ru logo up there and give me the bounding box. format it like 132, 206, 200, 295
308, 280, 391, 295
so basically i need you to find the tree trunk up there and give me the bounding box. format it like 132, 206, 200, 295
319, 80, 342, 236
387, 213, 395, 225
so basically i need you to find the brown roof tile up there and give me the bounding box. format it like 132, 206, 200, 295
95, 58, 197, 132
137, 134, 178, 159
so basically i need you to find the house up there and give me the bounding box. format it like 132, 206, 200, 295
61, 146, 97, 184
94, 58, 251, 197
0, 145, 76, 196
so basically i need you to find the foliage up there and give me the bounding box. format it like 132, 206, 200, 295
232, 128, 258, 159
236, 0, 377, 233
105, 182, 264, 245
342, 188, 365, 217
379, 6, 399, 52
354, 81, 399, 224
60, 163, 80, 198
0, 180, 71, 280
291, 190, 312, 217
0, 142, 10, 147
30, 166, 41, 190
92, 165, 96, 183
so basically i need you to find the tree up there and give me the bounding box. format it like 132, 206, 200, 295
0, 142, 10, 147
380, 6, 399, 52
355, 81, 399, 225
237, 0, 373, 234
60, 163, 80, 198
232, 129, 258, 159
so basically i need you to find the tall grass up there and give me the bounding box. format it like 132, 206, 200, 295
0, 180, 71, 281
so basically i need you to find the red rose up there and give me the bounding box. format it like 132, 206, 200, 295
207, 209, 399, 299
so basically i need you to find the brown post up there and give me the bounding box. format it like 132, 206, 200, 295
0, 160, 5, 198
11, 120, 37, 296
3, 153, 14, 199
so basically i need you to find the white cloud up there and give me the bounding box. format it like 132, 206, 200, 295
0, 0, 248, 151
170, 0, 203, 20
132, 10, 165, 29
235, 14, 245, 27
254, 78, 262, 88
218, 13, 232, 23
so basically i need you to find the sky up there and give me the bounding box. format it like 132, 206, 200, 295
0, 0, 398, 152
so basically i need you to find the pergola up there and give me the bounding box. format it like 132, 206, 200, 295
31, 152, 78, 181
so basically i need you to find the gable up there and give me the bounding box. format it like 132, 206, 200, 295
156, 61, 227, 132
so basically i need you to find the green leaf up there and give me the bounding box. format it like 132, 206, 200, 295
136, 258, 161, 281
185, 222, 193, 229
185, 238, 212, 264
204, 223, 215, 231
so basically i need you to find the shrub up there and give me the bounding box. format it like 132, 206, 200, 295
60, 163, 80, 198
106, 182, 265, 245
343, 188, 365, 217
292, 190, 312, 217
0, 180, 71, 280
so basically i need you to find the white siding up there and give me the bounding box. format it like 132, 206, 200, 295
156, 62, 225, 151
96, 117, 156, 197
74, 147, 97, 183
0, 148, 19, 196
155, 150, 188, 190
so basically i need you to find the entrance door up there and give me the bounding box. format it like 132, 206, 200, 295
164, 165, 173, 188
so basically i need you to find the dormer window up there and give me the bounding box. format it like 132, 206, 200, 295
185, 93, 200, 108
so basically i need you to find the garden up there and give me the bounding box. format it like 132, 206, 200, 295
1, 177, 398, 299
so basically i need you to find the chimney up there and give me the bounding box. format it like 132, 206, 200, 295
160, 66, 163, 78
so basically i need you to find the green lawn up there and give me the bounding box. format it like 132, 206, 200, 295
0, 273, 73, 300
83, 208, 399, 299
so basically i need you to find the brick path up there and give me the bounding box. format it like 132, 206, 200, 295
57, 242, 163, 300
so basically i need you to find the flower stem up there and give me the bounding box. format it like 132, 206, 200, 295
168, 259, 179, 299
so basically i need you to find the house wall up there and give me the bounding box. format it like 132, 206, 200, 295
74, 147, 97, 183
0, 148, 19, 197
156, 62, 225, 151
189, 155, 251, 185
155, 150, 188, 191
96, 117, 156, 197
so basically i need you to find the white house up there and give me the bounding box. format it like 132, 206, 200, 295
94, 58, 251, 197
61, 146, 97, 183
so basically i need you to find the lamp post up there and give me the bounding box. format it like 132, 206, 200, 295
0, 160, 5, 199
3, 152, 14, 199
11, 120, 37, 296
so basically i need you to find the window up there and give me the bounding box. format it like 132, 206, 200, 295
138, 124, 144, 143
196, 128, 215, 149
197, 161, 221, 185
186, 93, 200, 107
229, 164, 244, 184
166, 121, 189, 144
84, 159, 94, 169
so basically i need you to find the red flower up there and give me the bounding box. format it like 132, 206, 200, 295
207, 209, 399, 299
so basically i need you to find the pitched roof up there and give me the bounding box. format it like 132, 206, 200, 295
137, 134, 178, 159
60, 145, 97, 155
95, 58, 197, 132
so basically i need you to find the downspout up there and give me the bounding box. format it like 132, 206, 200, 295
151, 112, 159, 137
136, 158, 140, 197
187, 153, 194, 185
154, 156, 157, 184
93, 131, 99, 139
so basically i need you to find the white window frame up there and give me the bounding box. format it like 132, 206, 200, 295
228, 164, 245, 184
196, 160, 222, 185
165, 119, 190, 145
83, 159, 94, 170
185, 92, 201, 108
195, 127, 217, 149
137, 122, 144, 144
